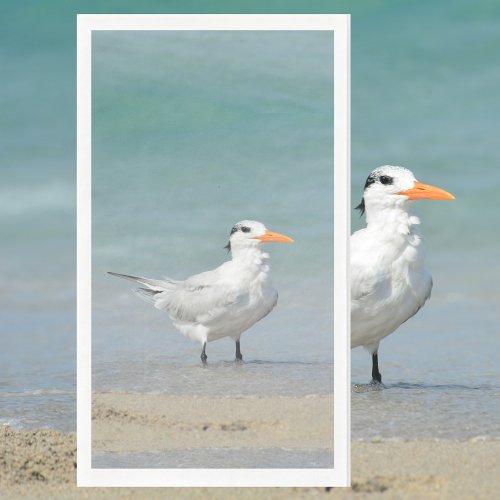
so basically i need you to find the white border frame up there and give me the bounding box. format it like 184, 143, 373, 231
77, 14, 350, 487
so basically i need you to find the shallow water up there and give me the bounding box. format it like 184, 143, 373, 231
351, 299, 500, 439
93, 448, 334, 469
2, 1, 500, 449
93, 358, 334, 398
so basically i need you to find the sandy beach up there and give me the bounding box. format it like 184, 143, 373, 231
2, 424, 499, 499
92, 392, 334, 455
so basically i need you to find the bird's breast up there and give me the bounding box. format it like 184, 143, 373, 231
242, 266, 276, 310
351, 229, 432, 349
199, 260, 278, 340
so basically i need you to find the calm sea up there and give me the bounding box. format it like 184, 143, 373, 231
1, 1, 499, 448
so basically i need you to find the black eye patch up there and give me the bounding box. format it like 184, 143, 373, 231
230, 226, 239, 235
379, 175, 393, 185
241, 226, 251, 233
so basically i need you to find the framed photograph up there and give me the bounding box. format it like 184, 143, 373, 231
77, 14, 350, 487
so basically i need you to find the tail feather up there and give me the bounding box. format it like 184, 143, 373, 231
133, 287, 162, 304
107, 271, 167, 291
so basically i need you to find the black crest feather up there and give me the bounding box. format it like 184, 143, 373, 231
355, 198, 366, 216
355, 172, 378, 216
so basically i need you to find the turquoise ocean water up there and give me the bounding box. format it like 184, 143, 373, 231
1, 0, 499, 465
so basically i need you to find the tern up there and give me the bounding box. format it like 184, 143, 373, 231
109, 220, 293, 364
352, 166, 455, 384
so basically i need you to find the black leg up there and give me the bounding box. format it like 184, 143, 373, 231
201, 342, 207, 365
235, 340, 243, 361
371, 352, 382, 384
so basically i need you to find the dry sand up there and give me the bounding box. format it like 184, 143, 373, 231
2, 426, 499, 498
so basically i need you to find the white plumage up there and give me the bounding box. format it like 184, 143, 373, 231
109, 220, 293, 363
351, 166, 454, 383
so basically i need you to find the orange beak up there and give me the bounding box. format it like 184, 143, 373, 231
254, 229, 294, 243
397, 181, 455, 200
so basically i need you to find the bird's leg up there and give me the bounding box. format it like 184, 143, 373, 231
371, 352, 382, 384
235, 340, 243, 361
201, 342, 207, 365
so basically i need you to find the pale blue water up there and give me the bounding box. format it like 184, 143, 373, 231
1, 0, 500, 461
93, 448, 334, 469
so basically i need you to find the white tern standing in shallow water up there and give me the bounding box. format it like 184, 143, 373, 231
109, 220, 293, 364
351, 166, 455, 384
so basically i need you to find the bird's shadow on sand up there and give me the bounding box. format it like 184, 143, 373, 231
352, 381, 487, 393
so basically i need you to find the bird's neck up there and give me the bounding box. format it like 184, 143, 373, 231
365, 200, 422, 242
230, 244, 270, 268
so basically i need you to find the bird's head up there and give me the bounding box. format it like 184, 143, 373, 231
224, 220, 294, 253
356, 165, 455, 216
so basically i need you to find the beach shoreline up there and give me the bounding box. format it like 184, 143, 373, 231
2, 424, 499, 498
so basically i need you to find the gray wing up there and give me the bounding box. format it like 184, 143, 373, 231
109, 270, 244, 323
154, 270, 245, 323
